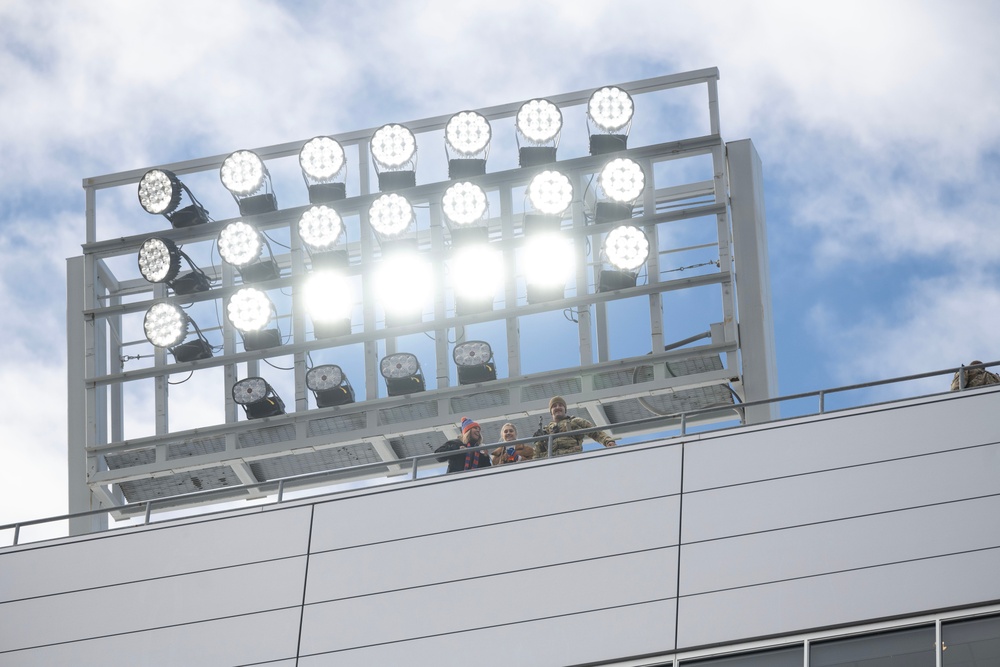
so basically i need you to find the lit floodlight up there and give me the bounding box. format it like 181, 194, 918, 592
302, 266, 352, 338
442, 182, 488, 226
138, 237, 212, 294
298, 205, 344, 253
446, 110, 491, 178
232, 377, 286, 419
368, 193, 414, 237
454, 340, 497, 384
523, 214, 573, 304
218, 221, 278, 283
227, 287, 281, 350
299, 136, 347, 203
449, 226, 500, 316
516, 98, 561, 167
137, 169, 210, 228
374, 240, 432, 326
306, 364, 355, 408
371, 123, 417, 191
143, 302, 213, 362
379, 352, 426, 396
599, 224, 649, 292
527, 170, 573, 216
220, 150, 277, 215
595, 157, 645, 223
588, 86, 634, 155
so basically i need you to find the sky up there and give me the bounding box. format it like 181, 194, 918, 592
1, 0, 998, 533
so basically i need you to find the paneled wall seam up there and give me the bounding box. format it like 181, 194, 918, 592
674, 440, 686, 651
293, 505, 316, 665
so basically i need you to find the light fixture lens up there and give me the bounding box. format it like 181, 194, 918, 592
374, 251, 431, 317
525, 233, 574, 286
380, 352, 420, 379
588, 86, 634, 133
599, 158, 645, 203
138, 169, 179, 215
451, 245, 501, 301
527, 170, 573, 215
303, 271, 352, 323
445, 111, 491, 155
218, 221, 262, 267
220, 150, 266, 195
370, 124, 416, 169
442, 182, 488, 226
369, 193, 414, 236
233, 377, 269, 405
227, 287, 272, 332
604, 225, 649, 271
299, 136, 345, 181
144, 302, 186, 348
454, 340, 493, 367
306, 364, 344, 391
138, 237, 179, 283
516, 99, 562, 143
298, 205, 343, 251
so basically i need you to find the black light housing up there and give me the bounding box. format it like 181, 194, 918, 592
232, 377, 285, 419
137, 169, 210, 228
454, 340, 497, 385
306, 364, 355, 408
380, 352, 426, 396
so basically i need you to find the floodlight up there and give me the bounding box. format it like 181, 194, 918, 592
218, 220, 279, 283
587, 86, 634, 155
137, 169, 210, 228
306, 364, 355, 408
232, 377, 286, 419
527, 170, 573, 216
449, 226, 500, 316
137, 237, 212, 294
143, 302, 213, 362
595, 157, 645, 223
516, 99, 561, 167
298, 205, 344, 256
302, 263, 352, 338
454, 340, 497, 385
220, 150, 277, 215
370, 123, 417, 191
442, 182, 488, 226
299, 136, 347, 203
599, 224, 649, 292
445, 110, 491, 178
226, 287, 282, 351
380, 352, 426, 396
374, 239, 432, 326
523, 214, 573, 304
368, 193, 414, 237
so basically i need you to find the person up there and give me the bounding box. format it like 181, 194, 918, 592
436, 417, 492, 473
534, 396, 616, 459
950, 361, 1000, 391
490, 422, 535, 466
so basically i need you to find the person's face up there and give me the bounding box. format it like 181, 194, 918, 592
465, 425, 481, 444
502, 424, 517, 441
550, 403, 566, 420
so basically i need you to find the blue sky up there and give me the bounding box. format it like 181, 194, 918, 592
1, 0, 998, 528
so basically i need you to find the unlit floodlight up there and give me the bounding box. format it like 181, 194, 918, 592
454, 340, 497, 384
232, 376, 285, 419
306, 364, 355, 408
380, 352, 425, 396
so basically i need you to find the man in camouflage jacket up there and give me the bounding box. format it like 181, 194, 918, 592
534, 396, 616, 459
950, 361, 1000, 391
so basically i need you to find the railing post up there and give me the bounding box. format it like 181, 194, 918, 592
277, 479, 285, 503
13, 524, 19, 546
143, 502, 152, 525
680, 412, 687, 436
411, 457, 419, 480
819, 391, 825, 414
547, 433, 553, 458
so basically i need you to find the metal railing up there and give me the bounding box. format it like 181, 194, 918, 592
3, 361, 997, 548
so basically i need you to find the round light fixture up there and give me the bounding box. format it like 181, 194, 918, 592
516, 99, 562, 143
445, 111, 491, 156
138, 169, 181, 215
527, 170, 573, 215
227, 287, 272, 332
299, 136, 345, 181
370, 124, 416, 169
442, 182, 488, 225
588, 86, 634, 133
218, 221, 262, 268
604, 224, 650, 271
306, 364, 344, 391
232, 377, 269, 405
599, 158, 645, 203
298, 205, 343, 251
369, 193, 414, 236
143, 302, 187, 348
220, 150, 266, 196
138, 237, 181, 284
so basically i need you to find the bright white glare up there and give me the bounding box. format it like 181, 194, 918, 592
138, 169, 177, 214
233, 377, 268, 404
218, 221, 262, 267
307, 365, 344, 391
220, 150, 266, 195
528, 170, 573, 215
299, 136, 345, 181
374, 252, 431, 318
604, 225, 649, 271
381, 353, 420, 379
302, 271, 352, 323
298, 205, 343, 250
599, 158, 645, 203
138, 237, 176, 283
450, 244, 501, 302
516, 99, 562, 143
524, 233, 573, 286
369, 193, 414, 236
227, 287, 272, 332
370, 124, 416, 169
446, 111, 491, 155
144, 302, 186, 348
454, 340, 493, 366
442, 182, 488, 225
588, 86, 634, 132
